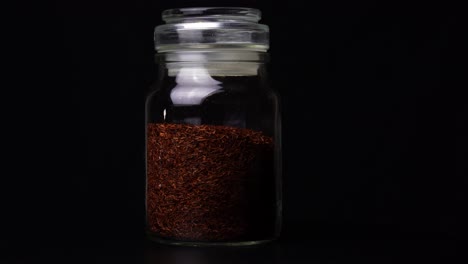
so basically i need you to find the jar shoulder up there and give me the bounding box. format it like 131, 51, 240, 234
146, 76, 278, 103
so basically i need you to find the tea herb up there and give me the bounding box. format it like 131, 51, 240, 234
147, 123, 274, 241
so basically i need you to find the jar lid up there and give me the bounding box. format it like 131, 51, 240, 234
154, 7, 269, 52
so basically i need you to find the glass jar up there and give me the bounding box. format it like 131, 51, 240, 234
145, 7, 281, 246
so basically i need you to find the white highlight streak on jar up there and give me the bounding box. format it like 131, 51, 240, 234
170, 67, 221, 105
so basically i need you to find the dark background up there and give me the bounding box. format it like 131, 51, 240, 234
4, 0, 465, 262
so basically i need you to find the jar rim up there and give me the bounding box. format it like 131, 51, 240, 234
155, 7, 269, 53
162, 7, 261, 23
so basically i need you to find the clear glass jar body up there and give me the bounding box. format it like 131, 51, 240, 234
145, 51, 281, 246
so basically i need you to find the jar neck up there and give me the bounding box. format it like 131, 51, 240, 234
157, 50, 269, 63
157, 50, 268, 77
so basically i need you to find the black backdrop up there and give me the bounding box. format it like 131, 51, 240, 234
4, 0, 465, 259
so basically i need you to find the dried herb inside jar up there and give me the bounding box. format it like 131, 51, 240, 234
146, 123, 277, 241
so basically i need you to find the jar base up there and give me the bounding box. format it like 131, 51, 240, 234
146, 233, 278, 247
